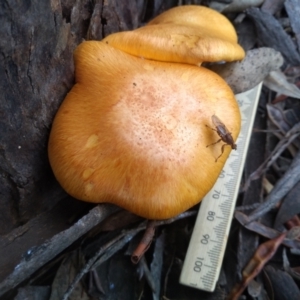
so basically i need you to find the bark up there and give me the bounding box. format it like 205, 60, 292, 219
0, 0, 158, 235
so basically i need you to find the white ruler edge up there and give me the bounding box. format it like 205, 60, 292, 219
180, 82, 263, 291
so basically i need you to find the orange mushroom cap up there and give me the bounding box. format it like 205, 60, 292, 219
102, 5, 245, 65
48, 41, 241, 219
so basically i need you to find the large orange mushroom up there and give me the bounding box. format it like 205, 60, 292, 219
48, 5, 245, 219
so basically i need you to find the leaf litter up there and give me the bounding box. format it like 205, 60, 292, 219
6, 1, 300, 299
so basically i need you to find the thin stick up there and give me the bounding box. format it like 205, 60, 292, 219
131, 220, 156, 264
0, 204, 119, 297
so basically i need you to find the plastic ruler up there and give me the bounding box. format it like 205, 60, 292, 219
180, 83, 263, 291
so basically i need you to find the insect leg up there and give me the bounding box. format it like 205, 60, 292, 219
215, 144, 229, 162
206, 138, 222, 148
205, 124, 218, 132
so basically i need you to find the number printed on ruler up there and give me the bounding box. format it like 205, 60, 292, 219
179, 83, 262, 292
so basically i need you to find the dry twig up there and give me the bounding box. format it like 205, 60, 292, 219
132, 220, 157, 264
0, 204, 118, 297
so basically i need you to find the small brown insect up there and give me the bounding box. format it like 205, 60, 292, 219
206, 115, 237, 162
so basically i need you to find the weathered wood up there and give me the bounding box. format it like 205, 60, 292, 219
0, 203, 118, 297
0, 198, 92, 282
0, 0, 165, 295
0, 0, 80, 234
0, 0, 143, 235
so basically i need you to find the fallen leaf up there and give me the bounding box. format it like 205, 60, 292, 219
267, 103, 291, 133
274, 181, 300, 229
264, 71, 300, 99
235, 211, 300, 249
264, 265, 300, 300
208, 48, 283, 94
282, 248, 300, 281
50, 250, 89, 300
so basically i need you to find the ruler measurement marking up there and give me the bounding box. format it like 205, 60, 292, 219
208, 256, 219, 262
219, 203, 231, 208
214, 223, 225, 228
203, 264, 213, 268
179, 83, 262, 292
215, 224, 225, 232
219, 204, 232, 209
214, 226, 225, 231
207, 260, 218, 265
202, 273, 216, 279
220, 203, 231, 208
219, 204, 231, 209
218, 208, 231, 213
202, 275, 216, 281
220, 202, 230, 206
201, 282, 213, 288
209, 248, 222, 254
201, 279, 214, 284
209, 246, 221, 251
208, 254, 220, 260
218, 213, 230, 218
203, 269, 217, 274
200, 283, 211, 287
207, 254, 219, 258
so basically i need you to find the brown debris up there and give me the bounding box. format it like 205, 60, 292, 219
285, 217, 300, 231
227, 233, 286, 300
131, 220, 156, 264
